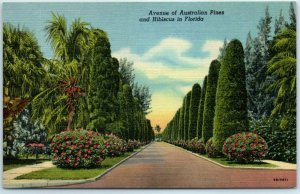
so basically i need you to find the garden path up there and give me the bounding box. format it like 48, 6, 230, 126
60, 142, 296, 188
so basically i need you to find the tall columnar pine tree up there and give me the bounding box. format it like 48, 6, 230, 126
188, 83, 201, 140
179, 104, 185, 140
202, 60, 221, 143
213, 39, 248, 152
184, 91, 192, 140
196, 76, 207, 139
176, 109, 181, 140
87, 29, 120, 131
119, 84, 136, 140
172, 110, 179, 140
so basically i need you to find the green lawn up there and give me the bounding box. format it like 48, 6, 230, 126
200, 154, 278, 168
16, 151, 137, 180
3, 158, 50, 171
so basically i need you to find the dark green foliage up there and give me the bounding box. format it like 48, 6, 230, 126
202, 60, 221, 143
146, 119, 155, 142
118, 58, 135, 86
268, 28, 296, 129
87, 29, 120, 131
3, 23, 46, 99
179, 106, 184, 140
250, 117, 296, 163
196, 76, 207, 139
213, 39, 248, 152
132, 83, 152, 114
178, 96, 187, 140
188, 83, 201, 140
184, 91, 192, 140
119, 84, 136, 140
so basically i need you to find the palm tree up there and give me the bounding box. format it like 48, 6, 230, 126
268, 28, 296, 127
31, 13, 90, 133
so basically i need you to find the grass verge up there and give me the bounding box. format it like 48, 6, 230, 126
200, 154, 278, 168
15, 151, 137, 180
3, 159, 50, 171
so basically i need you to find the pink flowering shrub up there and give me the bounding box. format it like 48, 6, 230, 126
206, 138, 222, 158
26, 143, 45, 159
223, 132, 268, 163
126, 140, 141, 152
104, 134, 127, 157
50, 129, 107, 168
186, 139, 206, 154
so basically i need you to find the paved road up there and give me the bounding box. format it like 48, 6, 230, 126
60, 142, 296, 189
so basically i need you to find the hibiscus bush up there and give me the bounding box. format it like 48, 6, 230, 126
50, 129, 107, 168
104, 134, 127, 157
223, 132, 268, 163
26, 142, 45, 160
126, 139, 141, 152
206, 138, 222, 158
186, 139, 206, 154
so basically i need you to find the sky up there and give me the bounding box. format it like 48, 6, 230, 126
3, 1, 292, 129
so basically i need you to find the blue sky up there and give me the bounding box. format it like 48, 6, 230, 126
3, 2, 292, 128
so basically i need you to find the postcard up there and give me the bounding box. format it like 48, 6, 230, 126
2, 1, 296, 189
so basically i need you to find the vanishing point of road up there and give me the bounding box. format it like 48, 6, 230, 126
60, 142, 296, 189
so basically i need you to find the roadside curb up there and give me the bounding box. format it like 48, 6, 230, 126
3, 142, 154, 188
94, 142, 153, 182
166, 142, 296, 171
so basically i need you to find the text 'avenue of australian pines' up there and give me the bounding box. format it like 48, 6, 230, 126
139, 9, 225, 22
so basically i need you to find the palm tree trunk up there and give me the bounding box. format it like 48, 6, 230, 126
67, 101, 75, 130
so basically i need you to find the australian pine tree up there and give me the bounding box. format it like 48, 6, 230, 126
177, 108, 183, 139
179, 103, 185, 140
184, 91, 192, 140
274, 10, 286, 34
188, 83, 201, 140
87, 29, 120, 131
196, 76, 207, 139
245, 7, 274, 119
173, 110, 179, 140
202, 60, 221, 143
119, 84, 136, 140
217, 39, 228, 61
213, 39, 248, 152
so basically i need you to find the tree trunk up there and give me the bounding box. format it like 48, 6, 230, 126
67, 101, 75, 130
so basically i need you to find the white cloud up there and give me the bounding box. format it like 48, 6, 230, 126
144, 37, 192, 59
113, 37, 223, 82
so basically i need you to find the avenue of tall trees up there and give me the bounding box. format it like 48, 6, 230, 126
162, 3, 296, 163
3, 13, 154, 158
